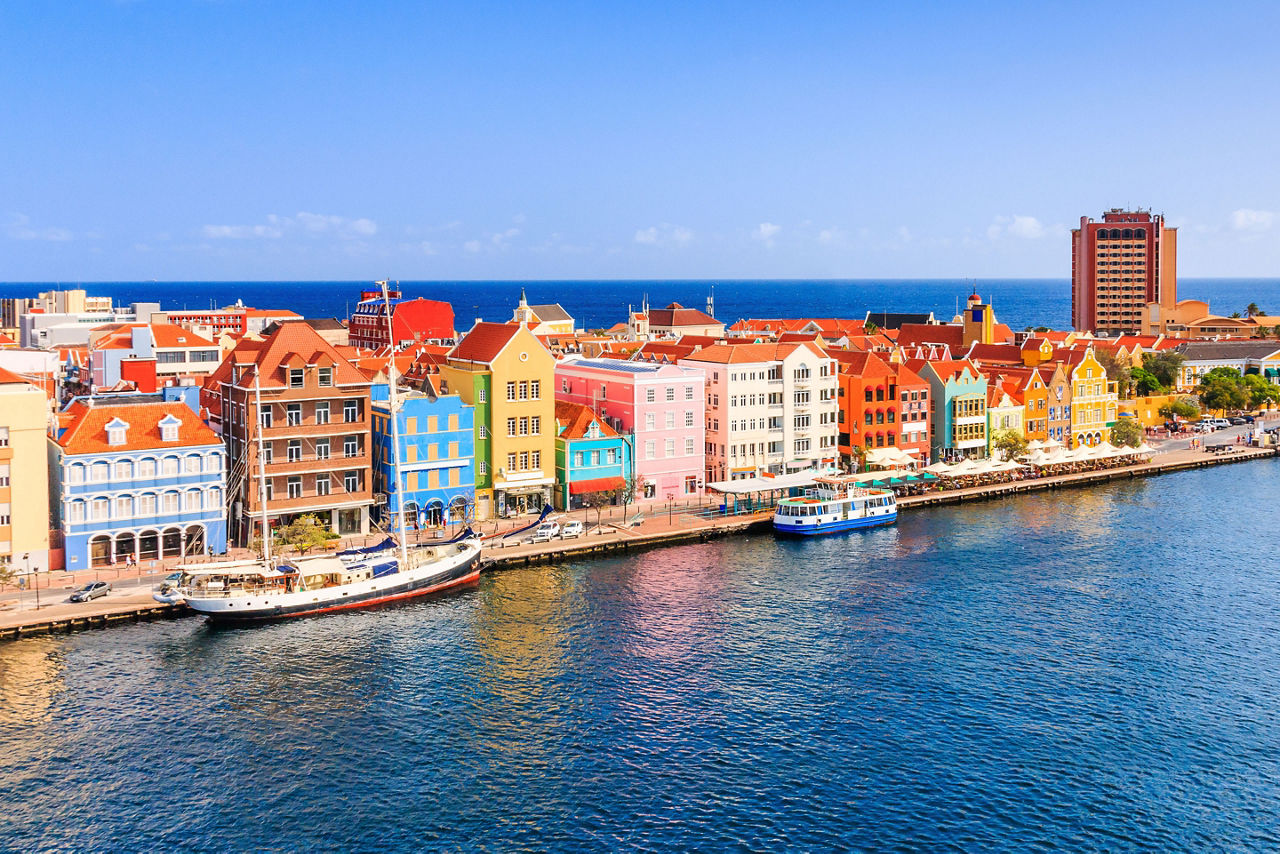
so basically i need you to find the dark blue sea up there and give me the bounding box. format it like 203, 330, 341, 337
3, 278, 1277, 333
3, 460, 1280, 851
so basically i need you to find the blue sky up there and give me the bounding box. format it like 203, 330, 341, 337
3, 1, 1278, 280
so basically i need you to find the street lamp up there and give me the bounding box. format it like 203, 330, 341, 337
24, 553, 37, 611
667, 492, 675, 524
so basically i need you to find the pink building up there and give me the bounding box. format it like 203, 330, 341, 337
555, 358, 706, 501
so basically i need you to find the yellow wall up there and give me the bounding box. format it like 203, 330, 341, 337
1120, 394, 1184, 428
1069, 350, 1119, 445
2, 380, 50, 572
488, 326, 555, 495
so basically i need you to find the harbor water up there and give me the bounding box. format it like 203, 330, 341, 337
3, 460, 1279, 850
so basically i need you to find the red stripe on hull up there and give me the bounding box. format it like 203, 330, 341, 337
297, 566, 482, 617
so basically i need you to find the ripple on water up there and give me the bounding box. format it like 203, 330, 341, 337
2, 460, 1280, 850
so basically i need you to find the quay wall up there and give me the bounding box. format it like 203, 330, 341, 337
2, 447, 1275, 640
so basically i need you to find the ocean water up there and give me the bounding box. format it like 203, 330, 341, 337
3, 459, 1279, 851
3, 278, 1277, 334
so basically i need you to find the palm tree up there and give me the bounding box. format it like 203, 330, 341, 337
1246, 302, 1261, 317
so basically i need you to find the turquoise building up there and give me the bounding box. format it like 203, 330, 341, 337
553, 401, 634, 510
908, 358, 990, 462
371, 382, 476, 532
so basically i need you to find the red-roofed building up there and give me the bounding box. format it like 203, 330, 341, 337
680, 342, 837, 481
635, 302, 725, 339
156, 306, 301, 337
552, 401, 633, 510
51, 396, 226, 570
203, 321, 375, 542
89, 323, 221, 390
832, 350, 932, 466
349, 287, 455, 350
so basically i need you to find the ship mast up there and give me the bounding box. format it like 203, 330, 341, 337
253, 372, 272, 563
379, 280, 411, 570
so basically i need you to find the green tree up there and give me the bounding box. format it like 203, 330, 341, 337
1094, 348, 1132, 399
1109, 419, 1144, 448
990, 428, 1028, 461
1203, 366, 1241, 381
276, 514, 337, 554
1198, 377, 1248, 414
1242, 374, 1280, 409
614, 473, 639, 520
0, 562, 16, 589
1143, 350, 1185, 390
1131, 366, 1164, 396
1246, 302, 1261, 317
1158, 397, 1200, 421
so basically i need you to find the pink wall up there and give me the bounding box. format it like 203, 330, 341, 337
555, 359, 706, 499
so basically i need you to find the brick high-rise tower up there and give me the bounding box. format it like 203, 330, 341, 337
1071, 208, 1177, 335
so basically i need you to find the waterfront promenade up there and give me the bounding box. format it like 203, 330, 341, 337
2, 441, 1273, 640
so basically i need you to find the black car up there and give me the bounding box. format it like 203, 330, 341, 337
1228, 416, 1247, 426
70, 581, 111, 602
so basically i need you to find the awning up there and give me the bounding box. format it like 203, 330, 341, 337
570, 476, 625, 495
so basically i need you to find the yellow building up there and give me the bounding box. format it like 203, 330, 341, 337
1067, 348, 1119, 447
511, 289, 575, 336
440, 322, 555, 521
0, 368, 51, 573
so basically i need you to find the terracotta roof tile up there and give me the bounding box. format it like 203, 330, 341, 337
58, 400, 220, 454
448, 322, 523, 363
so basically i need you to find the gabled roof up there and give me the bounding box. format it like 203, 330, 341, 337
0, 366, 32, 385
897, 323, 963, 349
57, 400, 220, 454
207, 321, 368, 391
648, 303, 720, 328
448, 322, 525, 364
679, 341, 820, 365
529, 304, 573, 324
554, 401, 618, 440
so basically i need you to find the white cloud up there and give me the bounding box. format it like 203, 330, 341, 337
987, 214, 1054, 240
201, 212, 377, 240
463, 239, 483, 253
1230, 208, 1275, 232
753, 222, 781, 246
896, 225, 912, 243
817, 227, 843, 244
5, 213, 72, 241
634, 223, 694, 247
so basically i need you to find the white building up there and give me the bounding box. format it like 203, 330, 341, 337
680, 342, 838, 482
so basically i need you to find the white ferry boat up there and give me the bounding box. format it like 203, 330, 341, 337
772, 475, 897, 535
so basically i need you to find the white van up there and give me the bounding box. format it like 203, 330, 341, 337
561, 520, 585, 538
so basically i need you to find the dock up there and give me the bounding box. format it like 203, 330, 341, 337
2, 445, 1274, 640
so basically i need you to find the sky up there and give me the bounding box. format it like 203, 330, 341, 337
3, 1, 1279, 281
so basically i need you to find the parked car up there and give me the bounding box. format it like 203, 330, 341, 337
1200, 418, 1231, 431
1228, 416, 1248, 426
561, 520, 585, 538
70, 581, 111, 602
528, 521, 561, 543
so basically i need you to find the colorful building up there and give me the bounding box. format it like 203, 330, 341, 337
511, 290, 576, 336
553, 401, 633, 510
51, 396, 227, 570
681, 342, 838, 482
349, 286, 455, 350
202, 321, 375, 542
554, 358, 705, 501
1064, 347, 1119, 447
89, 323, 222, 390
986, 383, 1025, 453
370, 380, 475, 532
908, 359, 989, 461
0, 368, 51, 574
439, 322, 555, 520
1071, 208, 1177, 335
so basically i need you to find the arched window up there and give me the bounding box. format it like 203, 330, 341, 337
184, 455, 202, 474
206, 488, 222, 510
114, 460, 133, 480
162, 456, 180, 476
138, 457, 157, 478
1134, 228, 1145, 239
864, 388, 873, 403
185, 490, 201, 511
204, 453, 222, 473
875, 387, 884, 402
68, 463, 86, 484
1122, 228, 1133, 239
864, 412, 873, 425
90, 462, 109, 483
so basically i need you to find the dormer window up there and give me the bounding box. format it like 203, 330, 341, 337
318, 367, 333, 387
106, 417, 129, 447
159, 414, 182, 442
289, 368, 304, 388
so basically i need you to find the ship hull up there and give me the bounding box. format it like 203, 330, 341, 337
185, 548, 482, 623
773, 512, 897, 536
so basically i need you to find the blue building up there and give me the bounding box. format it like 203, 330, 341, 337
51, 396, 228, 570
371, 380, 476, 532
553, 401, 634, 510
